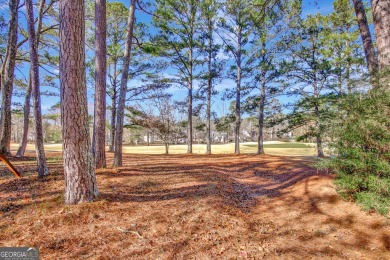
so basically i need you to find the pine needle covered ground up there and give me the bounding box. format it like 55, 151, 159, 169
0, 153, 389, 259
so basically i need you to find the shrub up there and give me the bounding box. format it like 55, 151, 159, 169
320, 87, 390, 216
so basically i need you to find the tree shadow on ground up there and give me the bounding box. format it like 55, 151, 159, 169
97, 154, 326, 213
1, 153, 389, 258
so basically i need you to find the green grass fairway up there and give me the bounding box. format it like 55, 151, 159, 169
120, 141, 317, 156
10, 141, 317, 157
242, 143, 311, 148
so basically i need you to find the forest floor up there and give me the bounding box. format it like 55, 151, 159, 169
0, 153, 389, 259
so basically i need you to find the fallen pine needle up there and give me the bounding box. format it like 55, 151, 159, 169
115, 227, 143, 238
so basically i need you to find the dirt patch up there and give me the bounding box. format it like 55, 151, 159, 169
0, 153, 389, 259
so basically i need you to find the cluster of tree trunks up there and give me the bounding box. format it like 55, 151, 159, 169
17, 0, 46, 158
352, 0, 390, 76
25, 0, 49, 177
113, 0, 135, 167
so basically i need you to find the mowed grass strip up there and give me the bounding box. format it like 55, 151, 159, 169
242, 143, 311, 148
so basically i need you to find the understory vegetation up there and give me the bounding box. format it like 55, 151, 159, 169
320, 87, 390, 215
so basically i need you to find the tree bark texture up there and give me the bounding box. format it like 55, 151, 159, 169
92, 0, 107, 169
0, 0, 20, 155
26, 0, 49, 177
113, 0, 135, 167
352, 0, 378, 74
371, 0, 390, 70
59, 0, 98, 203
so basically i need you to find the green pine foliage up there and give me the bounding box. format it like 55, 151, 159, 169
321, 87, 390, 216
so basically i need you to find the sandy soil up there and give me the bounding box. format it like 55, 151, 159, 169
0, 153, 389, 259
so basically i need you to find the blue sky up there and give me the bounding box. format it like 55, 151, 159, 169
1, 0, 339, 116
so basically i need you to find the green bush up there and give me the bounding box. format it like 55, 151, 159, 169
321, 87, 390, 216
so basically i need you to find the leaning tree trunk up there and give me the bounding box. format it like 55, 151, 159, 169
257, 70, 266, 155
0, 0, 19, 155
26, 0, 49, 177
113, 0, 135, 167
92, 0, 107, 169
59, 0, 98, 203
17, 0, 46, 158
352, 0, 378, 75
371, 0, 390, 71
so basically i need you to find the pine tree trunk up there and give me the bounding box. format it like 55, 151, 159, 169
352, 0, 378, 74
206, 78, 211, 154
26, 0, 49, 177
234, 28, 242, 155
16, 71, 32, 157
108, 64, 117, 152
316, 130, 324, 157
0, 0, 19, 155
257, 70, 266, 155
92, 0, 107, 169
17, 0, 46, 158
314, 100, 324, 157
371, 0, 390, 70
206, 24, 212, 155
59, 0, 98, 203
187, 82, 193, 154
113, 0, 135, 167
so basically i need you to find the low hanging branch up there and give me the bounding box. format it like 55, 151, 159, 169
0, 154, 21, 178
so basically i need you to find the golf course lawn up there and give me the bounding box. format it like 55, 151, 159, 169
10, 141, 317, 157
